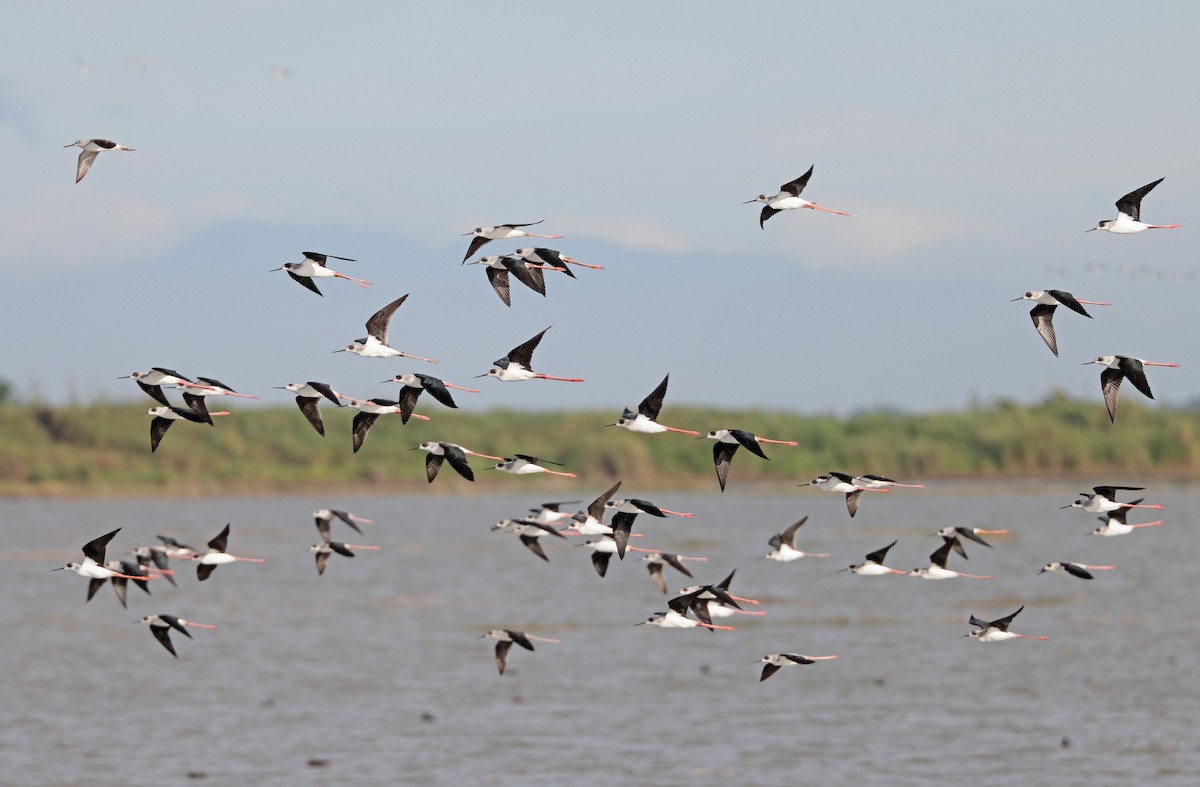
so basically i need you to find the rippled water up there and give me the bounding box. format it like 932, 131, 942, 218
3, 482, 1198, 785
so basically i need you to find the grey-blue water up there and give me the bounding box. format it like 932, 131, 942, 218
3, 482, 1198, 786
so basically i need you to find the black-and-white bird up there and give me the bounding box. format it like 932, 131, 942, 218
465, 255, 546, 306
1086, 178, 1181, 234
380, 373, 480, 424
479, 326, 584, 382
1086, 355, 1179, 422
481, 629, 559, 674
1038, 561, 1115, 580
744, 165, 849, 228
965, 606, 1048, 642
608, 374, 698, 435
65, 138, 134, 182
1011, 290, 1110, 357
415, 441, 503, 482
335, 295, 438, 362
146, 405, 228, 452
138, 614, 216, 657
271, 252, 371, 295
755, 653, 839, 682
704, 429, 797, 491
277, 382, 344, 436
764, 516, 830, 561
461, 220, 563, 263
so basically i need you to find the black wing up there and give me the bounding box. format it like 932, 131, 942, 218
419, 377, 458, 409
945, 534, 969, 560
928, 539, 955, 569
365, 295, 409, 344
442, 445, 475, 481
760, 663, 781, 682
955, 528, 993, 548
590, 550, 611, 577
308, 382, 343, 406
314, 550, 329, 575
1117, 357, 1154, 400
197, 563, 217, 581
425, 453, 444, 483
638, 374, 671, 420
86, 577, 106, 602
1046, 290, 1093, 319
646, 561, 667, 593
508, 630, 535, 651
759, 205, 780, 229
587, 481, 623, 520
462, 235, 491, 263
149, 417, 173, 452
182, 393, 214, 424
610, 512, 634, 559
150, 625, 178, 657
864, 539, 898, 565
1099, 368, 1124, 423
296, 396, 326, 436
396, 386, 423, 425
485, 266, 512, 306
137, 380, 171, 407
780, 516, 808, 547
303, 251, 355, 263
845, 490, 863, 518
287, 270, 323, 296
351, 412, 379, 453
328, 541, 356, 558
990, 605, 1024, 632
1061, 562, 1094, 580
519, 534, 549, 561
82, 528, 121, 564
505, 258, 547, 296
730, 429, 769, 459
506, 327, 550, 369
779, 166, 814, 197
712, 442, 739, 492
207, 524, 231, 553
1115, 178, 1163, 222
662, 553, 693, 578
494, 640, 512, 674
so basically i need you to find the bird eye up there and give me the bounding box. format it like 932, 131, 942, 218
1025, 292, 1033, 297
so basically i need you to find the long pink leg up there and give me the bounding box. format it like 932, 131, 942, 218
956, 572, 993, 580
1147, 224, 1182, 229
540, 469, 578, 478
443, 382, 482, 393
658, 508, 696, 518
727, 593, 760, 605
534, 374, 585, 382
1079, 564, 1115, 570
803, 655, 839, 661
976, 528, 1008, 534
334, 272, 372, 289
756, 437, 799, 446
232, 556, 266, 563
697, 622, 736, 631
397, 351, 438, 364
465, 450, 506, 461
1012, 634, 1050, 640
1122, 502, 1165, 510
725, 608, 767, 616
805, 203, 850, 217
561, 256, 605, 270
662, 425, 701, 436
525, 233, 564, 240
1076, 299, 1111, 306
183, 621, 218, 629
1131, 521, 1164, 528
344, 545, 382, 551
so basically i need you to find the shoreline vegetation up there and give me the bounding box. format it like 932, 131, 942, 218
2, 392, 1197, 498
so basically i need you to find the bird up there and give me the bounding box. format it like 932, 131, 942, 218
640, 551, 707, 593
335, 295, 438, 363
1063, 486, 1165, 514
576, 535, 644, 577
965, 606, 1048, 642
764, 516, 831, 561
465, 255, 546, 306
1085, 355, 1179, 422
313, 509, 375, 540
481, 629, 560, 675
53, 529, 150, 600
1038, 561, 1115, 580
64, 138, 134, 182
461, 220, 563, 263
524, 501, 581, 526
138, 614, 216, 657
907, 538, 993, 580
1090, 502, 1164, 537
415, 441, 503, 482
635, 592, 736, 631
705, 429, 798, 491
120, 368, 213, 407
511, 246, 605, 272
604, 497, 696, 520
745, 165, 849, 228
492, 518, 568, 562
310, 539, 381, 575
479, 326, 584, 382
146, 406, 229, 452
1087, 178, 1180, 234
607, 374, 698, 435
841, 540, 907, 576
849, 474, 925, 491
270, 252, 371, 295
381, 373, 480, 424
180, 377, 258, 423
342, 397, 428, 453
193, 524, 265, 581
804, 472, 889, 517
1010, 290, 1110, 357
755, 653, 839, 682
155, 535, 199, 560
491, 455, 578, 478
931, 526, 1008, 550
276, 382, 344, 437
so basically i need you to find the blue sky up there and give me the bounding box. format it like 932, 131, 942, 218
2, 2, 1198, 414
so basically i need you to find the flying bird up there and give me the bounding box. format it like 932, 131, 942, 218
745, 165, 849, 228
271, 252, 371, 295
907, 538, 993, 580
511, 246, 604, 272
704, 429, 798, 491
841, 540, 906, 576
1011, 290, 1110, 357
465, 255, 546, 306
755, 653, 839, 682
194, 524, 265, 581
180, 377, 258, 424
491, 455, 578, 478
461, 220, 563, 263
310, 539, 381, 575
804, 472, 889, 517
1038, 561, 1115, 580
335, 295, 438, 363
1087, 178, 1180, 234
481, 629, 560, 675
1062, 486, 1164, 514
138, 614, 216, 657
415, 441, 503, 482
146, 406, 229, 452
53, 529, 149, 600
965, 606, 1048, 642
65, 138, 134, 182
640, 551, 707, 594
479, 326, 584, 382
1085, 355, 1179, 422
276, 382, 344, 436
608, 374, 698, 435
381, 373, 480, 424
764, 516, 831, 561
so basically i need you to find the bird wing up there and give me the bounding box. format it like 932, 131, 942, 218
425, 453, 444, 483
968, 615, 991, 630
1062, 562, 1094, 580
630, 499, 666, 517
638, 374, 671, 420
83, 528, 121, 564
494, 640, 512, 674
420, 377, 458, 409
519, 535, 549, 561
647, 561, 667, 593
1115, 178, 1163, 223
287, 270, 323, 296
610, 512, 634, 558
303, 251, 356, 263
587, 481, 623, 520
182, 393, 213, 424
462, 235, 491, 263
845, 490, 863, 518
442, 445, 475, 481
197, 563, 217, 581
991, 605, 1024, 632
329, 510, 363, 535
509, 631, 535, 651
760, 663, 781, 682
150, 625, 178, 657
1099, 368, 1124, 423
308, 382, 343, 406
138, 381, 171, 407
485, 266, 512, 306
86, 577, 106, 602
507, 327, 549, 369
365, 294, 409, 344
149, 417, 173, 452
1117, 357, 1154, 400
945, 534, 969, 560
396, 386, 423, 425
329, 541, 356, 558
767, 532, 783, 550
779, 165, 814, 197
207, 524, 231, 553
781, 516, 808, 546
351, 412, 379, 453
758, 205, 780, 229
928, 539, 954, 569
590, 549, 611, 577
314, 550, 329, 575
956, 528, 993, 548
1029, 304, 1059, 357
662, 553, 692, 578
783, 653, 816, 665
296, 396, 326, 436
75, 150, 99, 183
1046, 290, 1093, 318
712, 441, 739, 492
731, 429, 769, 459
506, 258, 547, 296
864, 539, 897, 564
